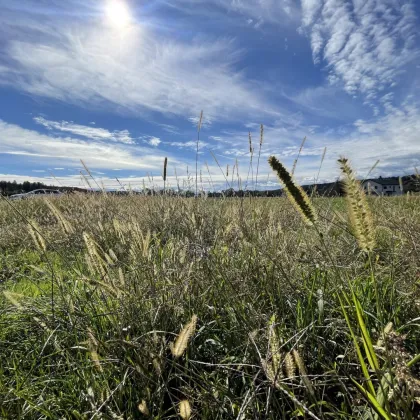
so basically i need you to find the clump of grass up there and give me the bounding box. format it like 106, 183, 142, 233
268, 155, 317, 225
338, 157, 375, 252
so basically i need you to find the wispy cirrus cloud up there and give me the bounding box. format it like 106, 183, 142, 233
168, 140, 210, 150
165, 0, 299, 25
34, 117, 135, 144
299, 0, 419, 100
158, 124, 180, 135
0, 2, 278, 122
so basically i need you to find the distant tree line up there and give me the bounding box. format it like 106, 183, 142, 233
0, 181, 50, 195
0, 181, 86, 196
1, 174, 418, 197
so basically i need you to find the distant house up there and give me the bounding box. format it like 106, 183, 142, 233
362, 177, 402, 196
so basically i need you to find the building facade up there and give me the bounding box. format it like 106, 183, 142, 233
362, 178, 402, 196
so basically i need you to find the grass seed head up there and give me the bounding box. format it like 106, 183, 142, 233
179, 400, 192, 419
284, 352, 296, 379
163, 157, 168, 182
293, 349, 315, 397
138, 400, 150, 416
170, 314, 198, 358
268, 156, 317, 225
338, 157, 375, 252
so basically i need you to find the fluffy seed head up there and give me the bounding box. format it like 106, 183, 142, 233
268, 156, 317, 225
338, 157, 375, 252
284, 352, 296, 379
138, 400, 150, 416
170, 315, 198, 358
179, 400, 192, 419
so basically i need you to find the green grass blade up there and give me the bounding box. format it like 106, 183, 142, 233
352, 291, 380, 372
338, 293, 376, 396
351, 378, 391, 420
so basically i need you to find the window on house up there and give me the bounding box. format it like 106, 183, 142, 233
383, 186, 387, 189
375, 186, 377, 189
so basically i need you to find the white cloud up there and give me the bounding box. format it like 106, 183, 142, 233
34, 117, 135, 144
299, 0, 419, 100
0, 119, 174, 170
0, 10, 276, 122
147, 137, 161, 147
188, 114, 213, 129
159, 124, 180, 135
166, 0, 299, 25
168, 140, 209, 150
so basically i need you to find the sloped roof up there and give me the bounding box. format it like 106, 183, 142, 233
362, 177, 400, 186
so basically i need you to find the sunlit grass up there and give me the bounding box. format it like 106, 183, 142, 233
0, 192, 419, 418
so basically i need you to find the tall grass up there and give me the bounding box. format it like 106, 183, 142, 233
0, 188, 419, 418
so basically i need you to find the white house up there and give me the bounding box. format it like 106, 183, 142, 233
362, 178, 402, 196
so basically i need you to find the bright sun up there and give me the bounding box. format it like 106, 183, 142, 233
105, 0, 131, 28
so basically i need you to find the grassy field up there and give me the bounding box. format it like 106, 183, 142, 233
0, 185, 419, 418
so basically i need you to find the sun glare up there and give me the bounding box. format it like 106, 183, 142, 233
105, 0, 131, 28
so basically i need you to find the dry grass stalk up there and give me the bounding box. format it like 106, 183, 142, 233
179, 400, 192, 419
196, 110, 204, 197
170, 314, 198, 358
291, 136, 306, 176
268, 156, 317, 225
255, 124, 264, 191
338, 157, 375, 252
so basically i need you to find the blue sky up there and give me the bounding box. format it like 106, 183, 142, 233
0, 0, 419, 190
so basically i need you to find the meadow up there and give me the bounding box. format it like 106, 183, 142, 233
0, 163, 419, 419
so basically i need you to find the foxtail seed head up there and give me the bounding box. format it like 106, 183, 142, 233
284, 352, 296, 379
268, 156, 317, 225
170, 315, 198, 358
163, 157, 168, 182
338, 157, 375, 252
179, 400, 192, 419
